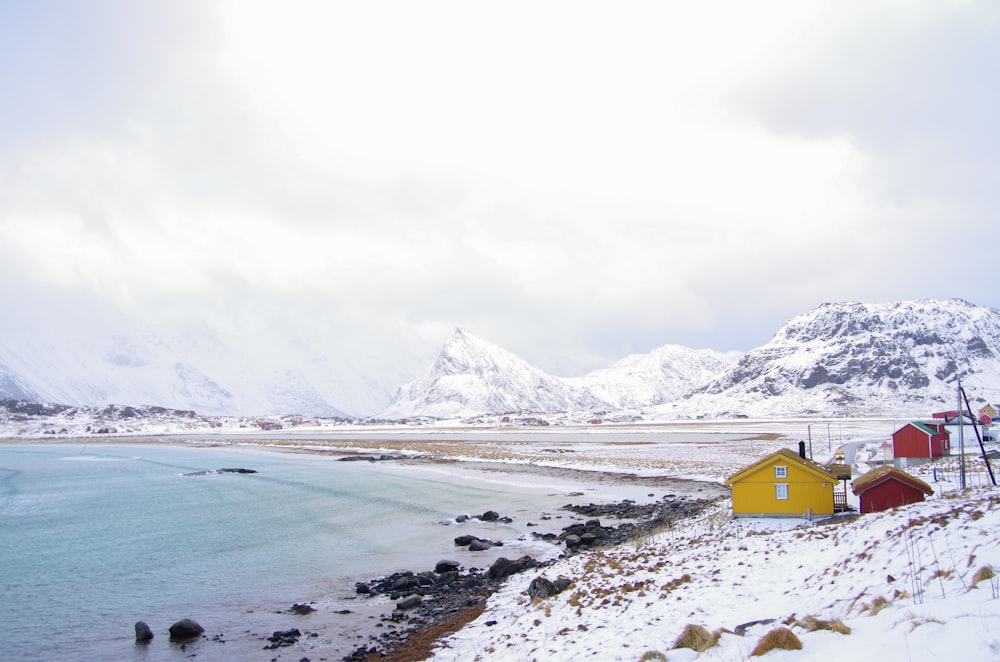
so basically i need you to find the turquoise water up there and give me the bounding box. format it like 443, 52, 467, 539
0, 443, 571, 661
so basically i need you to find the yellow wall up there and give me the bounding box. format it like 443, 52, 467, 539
730, 459, 834, 516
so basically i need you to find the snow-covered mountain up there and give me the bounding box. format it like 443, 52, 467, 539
573, 344, 741, 409
5, 298, 999, 422
669, 299, 1000, 419
380, 328, 606, 419
0, 319, 409, 418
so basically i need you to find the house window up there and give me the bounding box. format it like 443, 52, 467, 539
774, 465, 788, 479
775, 484, 789, 500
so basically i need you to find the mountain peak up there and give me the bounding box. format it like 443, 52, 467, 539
382, 329, 603, 419
682, 298, 1000, 418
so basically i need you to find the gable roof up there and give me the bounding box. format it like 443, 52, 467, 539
899, 421, 949, 437
725, 448, 838, 485
851, 466, 933, 496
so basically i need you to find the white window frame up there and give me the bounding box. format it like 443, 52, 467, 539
774, 465, 788, 479
775, 483, 789, 500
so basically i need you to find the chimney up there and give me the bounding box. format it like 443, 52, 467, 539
798, 441, 807, 459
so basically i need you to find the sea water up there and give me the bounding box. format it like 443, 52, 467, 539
0, 443, 592, 661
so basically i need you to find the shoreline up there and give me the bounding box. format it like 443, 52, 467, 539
8, 438, 726, 660
260, 448, 731, 661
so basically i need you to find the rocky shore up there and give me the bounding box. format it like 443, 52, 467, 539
343, 493, 720, 661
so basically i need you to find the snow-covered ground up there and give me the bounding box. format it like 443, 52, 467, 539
432, 486, 1000, 661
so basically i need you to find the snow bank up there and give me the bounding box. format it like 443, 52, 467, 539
431, 488, 1000, 661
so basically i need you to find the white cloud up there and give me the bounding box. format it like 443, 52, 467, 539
1, 0, 998, 411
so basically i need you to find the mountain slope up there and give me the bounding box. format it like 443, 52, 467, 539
380, 328, 605, 419
671, 299, 1000, 418
574, 344, 741, 408
0, 324, 359, 417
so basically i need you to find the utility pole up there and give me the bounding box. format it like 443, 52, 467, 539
958, 377, 966, 490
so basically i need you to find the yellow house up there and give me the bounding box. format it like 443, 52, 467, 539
725, 448, 837, 518
980, 404, 997, 423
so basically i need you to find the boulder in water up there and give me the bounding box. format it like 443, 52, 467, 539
168, 618, 204, 641
435, 560, 460, 574
134, 621, 154, 643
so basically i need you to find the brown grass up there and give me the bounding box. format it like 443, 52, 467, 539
971, 565, 995, 589
638, 652, 668, 661
365, 600, 486, 662
853, 595, 891, 617
799, 616, 851, 635
671, 624, 721, 652
750, 627, 803, 656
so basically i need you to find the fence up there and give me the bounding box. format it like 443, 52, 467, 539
929, 462, 997, 491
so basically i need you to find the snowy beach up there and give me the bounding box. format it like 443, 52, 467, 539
3, 419, 998, 661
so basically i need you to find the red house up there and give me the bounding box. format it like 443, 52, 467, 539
852, 466, 933, 514
892, 422, 950, 459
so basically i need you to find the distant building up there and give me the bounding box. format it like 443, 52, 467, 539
891, 422, 950, 464
979, 404, 997, 424
852, 466, 933, 514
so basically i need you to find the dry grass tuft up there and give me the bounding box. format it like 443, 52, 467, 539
799, 616, 851, 635
638, 652, 668, 661
750, 627, 803, 656
970, 565, 995, 589
855, 595, 891, 616
671, 624, 721, 652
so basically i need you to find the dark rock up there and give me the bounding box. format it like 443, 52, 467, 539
396, 595, 422, 610
455, 535, 499, 550
734, 618, 776, 636
168, 618, 204, 641
339, 455, 395, 462
553, 577, 572, 594
556, 495, 717, 554
480, 510, 500, 521
435, 560, 460, 574
134, 621, 154, 643
394, 575, 421, 592
355, 582, 371, 594
488, 556, 538, 581
526, 577, 556, 599
290, 603, 315, 614
455, 514, 469, 523
264, 628, 302, 649
435, 571, 459, 585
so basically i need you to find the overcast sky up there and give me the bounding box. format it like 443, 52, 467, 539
2, 0, 999, 389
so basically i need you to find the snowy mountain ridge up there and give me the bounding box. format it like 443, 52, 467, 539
572, 344, 742, 409
380, 328, 606, 419
384, 299, 1000, 420
669, 298, 1000, 419
2, 298, 999, 422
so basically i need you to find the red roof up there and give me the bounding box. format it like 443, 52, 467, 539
852, 466, 933, 496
